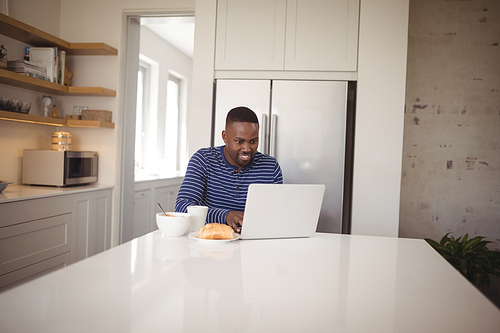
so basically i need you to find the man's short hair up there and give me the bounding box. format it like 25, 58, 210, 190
226, 106, 259, 127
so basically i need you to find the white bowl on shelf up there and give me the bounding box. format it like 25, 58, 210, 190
156, 212, 191, 237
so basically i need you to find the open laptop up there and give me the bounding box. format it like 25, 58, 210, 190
239, 184, 326, 240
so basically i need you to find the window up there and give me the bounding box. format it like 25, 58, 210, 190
134, 56, 187, 180
135, 62, 148, 174
164, 75, 181, 171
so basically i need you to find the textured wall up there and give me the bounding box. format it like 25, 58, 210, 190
400, 0, 500, 250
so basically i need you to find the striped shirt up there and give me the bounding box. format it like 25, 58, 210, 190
175, 145, 283, 224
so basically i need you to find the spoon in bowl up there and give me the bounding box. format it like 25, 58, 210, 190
157, 203, 174, 217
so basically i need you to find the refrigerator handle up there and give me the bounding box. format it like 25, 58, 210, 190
261, 114, 269, 155
269, 114, 278, 157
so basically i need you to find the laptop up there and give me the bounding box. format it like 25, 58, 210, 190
239, 183, 326, 240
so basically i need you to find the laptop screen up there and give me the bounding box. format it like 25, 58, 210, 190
240, 184, 326, 240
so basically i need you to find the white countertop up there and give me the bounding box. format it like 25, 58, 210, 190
0, 232, 499, 332
0, 184, 114, 204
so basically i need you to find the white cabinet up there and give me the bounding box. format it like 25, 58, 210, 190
72, 189, 112, 263
0, 187, 113, 290
284, 0, 359, 71
155, 186, 179, 212
133, 179, 182, 239
133, 190, 152, 239
215, 0, 286, 70
0, 196, 72, 291
215, 0, 359, 71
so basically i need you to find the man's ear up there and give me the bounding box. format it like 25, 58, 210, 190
222, 130, 227, 143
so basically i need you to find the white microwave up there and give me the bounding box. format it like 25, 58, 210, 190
22, 150, 98, 186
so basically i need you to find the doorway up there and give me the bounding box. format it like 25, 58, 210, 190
119, 12, 194, 244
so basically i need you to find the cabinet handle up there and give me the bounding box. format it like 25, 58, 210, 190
261, 114, 269, 154
269, 114, 278, 157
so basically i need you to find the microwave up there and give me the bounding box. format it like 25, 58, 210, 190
22, 150, 98, 186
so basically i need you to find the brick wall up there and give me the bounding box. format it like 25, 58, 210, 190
400, 0, 500, 307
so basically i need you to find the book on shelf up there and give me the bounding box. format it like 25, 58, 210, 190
27, 47, 58, 83
24, 72, 50, 81
58, 50, 66, 85
7, 59, 47, 76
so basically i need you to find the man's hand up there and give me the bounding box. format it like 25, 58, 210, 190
225, 211, 244, 233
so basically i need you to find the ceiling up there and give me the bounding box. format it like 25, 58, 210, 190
140, 16, 195, 58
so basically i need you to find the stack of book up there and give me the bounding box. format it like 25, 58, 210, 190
27, 47, 66, 84
9, 47, 67, 84
7, 60, 49, 81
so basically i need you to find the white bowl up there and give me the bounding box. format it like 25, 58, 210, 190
0, 181, 13, 193
156, 212, 191, 237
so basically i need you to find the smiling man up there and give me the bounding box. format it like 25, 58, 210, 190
175, 106, 283, 232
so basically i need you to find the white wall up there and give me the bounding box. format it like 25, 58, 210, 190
188, 0, 217, 156
350, 0, 410, 236
8, 0, 61, 36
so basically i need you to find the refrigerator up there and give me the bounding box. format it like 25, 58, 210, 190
213, 79, 354, 234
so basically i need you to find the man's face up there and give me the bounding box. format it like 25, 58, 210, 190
222, 121, 259, 171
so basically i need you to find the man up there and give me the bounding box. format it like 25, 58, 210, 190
175, 106, 283, 232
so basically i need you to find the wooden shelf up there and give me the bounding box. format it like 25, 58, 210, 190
67, 119, 114, 129
67, 86, 116, 97
0, 13, 117, 130
0, 68, 116, 96
0, 111, 114, 128
0, 13, 117, 56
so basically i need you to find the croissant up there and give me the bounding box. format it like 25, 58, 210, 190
198, 223, 234, 239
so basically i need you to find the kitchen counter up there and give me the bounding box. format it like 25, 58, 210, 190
0, 231, 499, 332
0, 184, 114, 204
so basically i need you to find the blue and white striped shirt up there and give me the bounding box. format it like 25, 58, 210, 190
175, 146, 283, 224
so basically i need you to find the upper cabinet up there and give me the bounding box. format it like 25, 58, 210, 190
215, 0, 287, 70
215, 0, 359, 72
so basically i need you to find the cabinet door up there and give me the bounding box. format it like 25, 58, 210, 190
93, 189, 112, 255
72, 189, 112, 263
215, 0, 287, 70
285, 0, 359, 71
72, 192, 93, 263
0, 253, 71, 292
133, 190, 152, 239
155, 186, 179, 213
0, 214, 71, 276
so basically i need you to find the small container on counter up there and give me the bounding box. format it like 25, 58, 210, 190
51, 131, 72, 151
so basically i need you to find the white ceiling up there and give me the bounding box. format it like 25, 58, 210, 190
140, 16, 195, 58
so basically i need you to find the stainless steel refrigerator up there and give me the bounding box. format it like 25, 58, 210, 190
212, 79, 354, 234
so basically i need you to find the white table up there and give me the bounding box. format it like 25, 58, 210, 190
0, 232, 499, 332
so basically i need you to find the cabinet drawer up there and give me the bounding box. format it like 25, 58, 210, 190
0, 214, 71, 275
0, 195, 72, 228
0, 252, 71, 291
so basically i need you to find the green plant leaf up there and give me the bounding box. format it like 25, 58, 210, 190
429, 233, 500, 290
440, 233, 451, 246
462, 233, 469, 243
463, 237, 485, 254
472, 240, 491, 252
425, 239, 452, 256
459, 259, 468, 275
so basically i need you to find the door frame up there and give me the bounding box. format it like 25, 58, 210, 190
117, 9, 194, 244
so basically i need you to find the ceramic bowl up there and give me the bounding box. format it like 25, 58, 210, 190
0, 181, 13, 193
156, 212, 191, 237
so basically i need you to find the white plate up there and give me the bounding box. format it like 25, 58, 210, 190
188, 231, 240, 243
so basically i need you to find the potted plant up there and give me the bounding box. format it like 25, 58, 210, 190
425, 233, 500, 291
